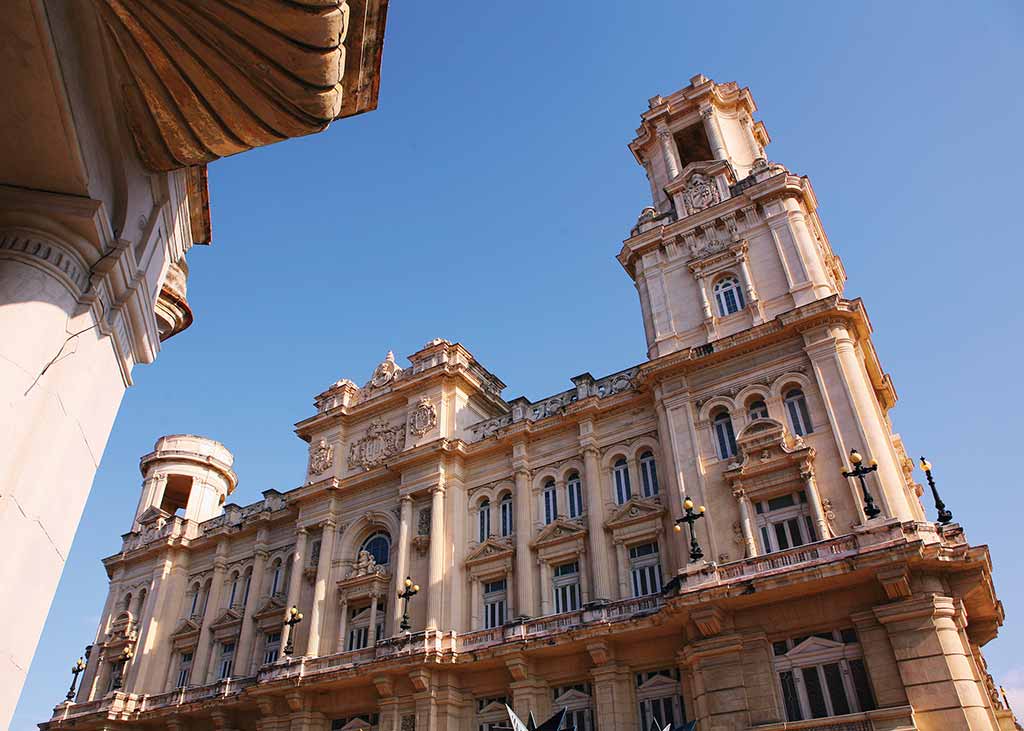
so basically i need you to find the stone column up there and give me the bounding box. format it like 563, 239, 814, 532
652, 397, 685, 572
538, 560, 552, 615
579, 552, 591, 604
695, 273, 714, 322
681, 634, 750, 730
740, 113, 764, 162
235, 529, 269, 676
591, 662, 635, 731
732, 488, 758, 558
336, 598, 349, 652
513, 465, 535, 617
306, 518, 337, 657
555, 477, 567, 519
284, 529, 308, 615
427, 486, 445, 630
874, 595, 993, 730
736, 252, 758, 305
391, 495, 413, 632
700, 106, 728, 161
850, 610, 908, 709
614, 541, 630, 599
800, 468, 829, 541
656, 124, 681, 180
368, 591, 380, 645
133, 472, 167, 529
192, 540, 229, 685
505, 570, 516, 620
470, 578, 481, 629
581, 442, 611, 601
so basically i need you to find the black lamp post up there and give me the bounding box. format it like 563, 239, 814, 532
842, 449, 881, 519
673, 497, 707, 562
282, 605, 303, 656
398, 576, 420, 632
111, 646, 133, 690
65, 656, 86, 702
919, 457, 953, 525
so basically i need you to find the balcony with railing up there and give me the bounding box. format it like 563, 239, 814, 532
748, 704, 916, 730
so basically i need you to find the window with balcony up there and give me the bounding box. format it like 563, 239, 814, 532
613, 458, 632, 504
639, 451, 659, 497
478, 499, 491, 542
347, 601, 385, 651
712, 410, 737, 459
175, 651, 193, 688
636, 669, 687, 731
785, 388, 813, 436
552, 684, 594, 731
217, 641, 235, 680
263, 630, 281, 665
567, 472, 584, 518
483, 579, 507, 629
553, 561, 581, 613
755, 490, 817, 554
499, 494, 514, 537
543, 479, 558, 524
713, 275, 746, 316
629, 542, 662, 597
773, 629, 876, 722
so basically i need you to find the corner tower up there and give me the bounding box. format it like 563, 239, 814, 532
621, 73, 845, 357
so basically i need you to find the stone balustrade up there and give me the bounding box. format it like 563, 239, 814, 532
748, 704, 916, 730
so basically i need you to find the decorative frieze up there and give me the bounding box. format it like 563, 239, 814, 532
308, 439, 334, 476
348, 418, 407, 470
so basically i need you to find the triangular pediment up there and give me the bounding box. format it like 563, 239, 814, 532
253, 595, 285, 621
637, 673, 679, 694
478, 700, 507, 716
551, 688, 591, 706
169, 617, 201, 639
465, 537, 514, 565
605, 496, 665, 529
209, 608, 242, 631
531, 518, 587, 549
667, 158, 734, 189
787, 635, 844, 659
338, 719, 373, 731
137, 505, 171, 525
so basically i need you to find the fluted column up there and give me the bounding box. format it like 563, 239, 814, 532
235, 529, 269, 676
284, 529, 308, 615
426, 486, 445, 630
732, 488, 758, 558
581, 444, 611, 601
192, 540, 228, 685
391, 496, 412, 632
306, 519, 336, 657
336, 598, 349, 652
801, 468, 829, 541
657, 124, 681, 180
513, 466, 535, 617
700, 106, 728, 161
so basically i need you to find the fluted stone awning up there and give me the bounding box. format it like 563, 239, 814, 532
94, 0, 389, 172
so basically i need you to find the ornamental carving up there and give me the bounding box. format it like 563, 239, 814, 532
408, 397, 438, 436
349, 550, 386, 579
417, 508, 431, 536
369, 351, 402, 389
348, 418, 406, 470
401, 716, 416, 731
308, 439, 334, 475
684, 173, 720, 214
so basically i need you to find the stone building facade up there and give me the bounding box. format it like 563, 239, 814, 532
44, 75, 1013, 731
0, 1, 387, 724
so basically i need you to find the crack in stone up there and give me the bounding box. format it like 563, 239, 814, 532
9, 494, 67, 563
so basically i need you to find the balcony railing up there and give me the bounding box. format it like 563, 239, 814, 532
718, 536, 859, 582
748, 705, 916, 731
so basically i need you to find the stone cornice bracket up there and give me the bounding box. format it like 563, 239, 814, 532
691, 605, 725, 638
284, 689, 310, 713
504, 655, 530, 681
372, 674, 395, 698
91, 0, 390, 171
408, 667, 431, 692
585, 640, 612, 666
876, 568, 912, 601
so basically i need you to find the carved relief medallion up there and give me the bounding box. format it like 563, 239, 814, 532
308, 439, 334, 475
347, 417, 406, 469
408, 396, 437, 437
370, 351, 401, 388
684, 173, 720, 214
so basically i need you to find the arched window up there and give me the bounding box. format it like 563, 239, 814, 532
784, 388, 813, 436
613, 458, 631, 504
242, 568, 252, 606
713, 276, 746, 316
542, 479, 557, 524
748, 399, 769, 421
269, 560, 283, 597
122, 593, 132, 612
567, 472, 583, 518
712, 410, 738, 459
227, 571, 240, 608
361, 532, 391, 566
639, 451, 659, 497
499, 494, 514, 537
478, 499, 491, 542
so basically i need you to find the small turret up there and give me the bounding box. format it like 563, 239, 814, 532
132, 434, 237, 530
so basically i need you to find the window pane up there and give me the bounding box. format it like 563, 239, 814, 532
787, 518, 805, 547
849, 659, 876, 711
779, 671, 802, 721
823, 663, 850, 716
802, 667, 828, 718
774, 523, 790, 550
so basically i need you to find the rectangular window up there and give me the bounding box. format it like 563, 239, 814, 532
774, 629, 876, 722
500, 498, 514, 536
263, 631, 281, 665
543, 485, 557, 524
567, 477, 584, 518
636, 668, 686, 730
217, 641, 235, 680
629, 543, 662, 597
483, 579, 507, 629
552, 684, 594, 731
755, 490, 816, 554
553, 561, 581, 613
175, 651, 193, 688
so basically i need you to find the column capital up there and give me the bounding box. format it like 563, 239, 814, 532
430, 484, 445, 496
731, 487, 747, 500
399, 494, 413, 504
296, 527, 308, 536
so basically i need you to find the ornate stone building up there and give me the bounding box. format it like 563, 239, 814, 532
0, 1, 387, 724
44, 75, 1014, 731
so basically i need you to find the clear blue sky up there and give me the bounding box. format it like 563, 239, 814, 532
14, 2, 1024, 726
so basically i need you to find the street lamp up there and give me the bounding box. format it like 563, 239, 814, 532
398, 576, 420, 632
919, 457, 953, 525
842, 449, 881, 519
111, 646, 133, 690
282, 605, 303, 656
65, 656, 86, 702
673, 497, 707, 562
